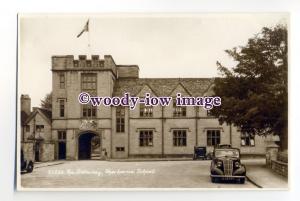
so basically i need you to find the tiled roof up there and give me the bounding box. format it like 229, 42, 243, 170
23, 108, 52, 125
113, 78, 214, 97
38, 108, 52, 120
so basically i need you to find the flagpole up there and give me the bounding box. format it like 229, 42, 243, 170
88, 18, 92, 56
77, 18, 92, 56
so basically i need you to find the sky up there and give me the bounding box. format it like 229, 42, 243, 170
19, 13, 288, 107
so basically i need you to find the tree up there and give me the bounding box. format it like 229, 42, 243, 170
40, 92, 52, 110
211, 25, 288, 150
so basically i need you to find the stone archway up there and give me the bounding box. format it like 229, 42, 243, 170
78, 131, 101, 160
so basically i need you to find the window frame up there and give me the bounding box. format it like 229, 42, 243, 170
139, 130, 154, 147
59, 99, 65, 117
173, 130, 187, 147
173, 101, 187, 117
206, 129, 221, 146
59, 73, 65, 89
82, 104, 96, 118
140, 104, 153, 117
116, 107, 125, 133
81, 73, 97, 118
241, 133, 255, 147
36, 125, 45, 133
58, 130, 66, 141
116, 147, 125, 152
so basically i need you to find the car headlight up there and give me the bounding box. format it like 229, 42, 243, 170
216, 161, 222, 167
235, 161, 240, 168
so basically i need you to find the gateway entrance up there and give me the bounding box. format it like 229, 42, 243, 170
78, 132, 101, 160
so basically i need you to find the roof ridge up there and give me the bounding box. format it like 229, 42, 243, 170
135, 77, 214, 79
117, 77, 215, 80
113, 77, 215, 97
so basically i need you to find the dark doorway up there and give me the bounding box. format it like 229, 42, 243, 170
78, 133, 96, 160
35, 142, 40, 162
58, 142, 66, 160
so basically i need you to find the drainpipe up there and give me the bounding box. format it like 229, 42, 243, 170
33, 116, 36, 161
162, 106, 164, 158
196, 107, 198, 146
110, 108, 113, 159
22, 125, 25, 142
229, 123, 232, 146
127, 107, 130, 158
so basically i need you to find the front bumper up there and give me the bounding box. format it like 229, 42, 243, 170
210, 165, 246, 179
211, 175, 246, 179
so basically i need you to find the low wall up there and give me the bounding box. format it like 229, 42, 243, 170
267, 150, 288, 177
21, 141, 55, 162
21, 142, 34, 162
271, 159, 288, 177
40, 142, 55, 162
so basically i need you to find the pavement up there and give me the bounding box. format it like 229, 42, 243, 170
242, 158, 288, 189
20, 158, 288, 189
109, 157, 289, 189
34, 161, 65, 169
108, 157, 192, 162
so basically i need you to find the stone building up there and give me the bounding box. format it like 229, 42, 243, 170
21, 95, 54, 162
49, 54, 268, 160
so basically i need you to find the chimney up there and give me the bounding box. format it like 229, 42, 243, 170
21, 94, 31, 116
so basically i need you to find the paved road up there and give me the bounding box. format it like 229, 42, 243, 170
21, 160, 257, 189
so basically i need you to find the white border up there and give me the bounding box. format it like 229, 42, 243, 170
0, 0, 299, 201
17, 12, 290, 192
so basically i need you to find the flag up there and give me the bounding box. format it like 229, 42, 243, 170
77, 20, 89, 38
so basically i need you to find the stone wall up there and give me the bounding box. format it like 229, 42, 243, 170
40, 142, 55, 161
117, 66, 139, 78
21, 142, 34, 162
267, 150, 288, 177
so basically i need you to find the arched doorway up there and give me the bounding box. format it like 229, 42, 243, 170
78, 132, 101, 160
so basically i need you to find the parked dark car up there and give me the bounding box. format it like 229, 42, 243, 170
216, 144, 232, 149
193, 146, 207, 160
210, 147, 246, 183
21, 149, 34, 173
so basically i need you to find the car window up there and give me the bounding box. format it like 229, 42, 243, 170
215, 149, 239, 158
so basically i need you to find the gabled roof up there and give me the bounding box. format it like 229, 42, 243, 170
168, 82, 192, 97
24, 108, 52, 125
113, 78, 214, 97
135, 83, 158, 97
39, 108, 52, 120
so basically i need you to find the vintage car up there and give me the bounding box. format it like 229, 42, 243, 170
21, 149, 34, 173
210, 147, 246, 183
216, 144, 232, 149
193, 146, 207, 160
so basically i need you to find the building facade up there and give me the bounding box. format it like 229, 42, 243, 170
21, 95, 54, 162
49, 54, 268, 160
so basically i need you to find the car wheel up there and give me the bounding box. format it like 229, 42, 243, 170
238, 178, 245, 184
211, 177, 218, 183
27, 162, 33, 173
